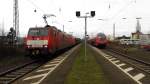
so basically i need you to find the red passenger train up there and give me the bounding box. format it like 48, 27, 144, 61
25, 25, 76, 57
89, 33, 108, 48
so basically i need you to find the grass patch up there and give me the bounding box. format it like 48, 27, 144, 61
65, 45, 109, 84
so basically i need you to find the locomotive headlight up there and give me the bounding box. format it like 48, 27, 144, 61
43, 45, 48, 48
27, 45, 31, 48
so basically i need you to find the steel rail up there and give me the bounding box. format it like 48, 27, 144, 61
0, 60, 44, 84
105, 48, 150, 74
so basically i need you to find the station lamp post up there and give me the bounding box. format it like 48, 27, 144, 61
76, 11, 95, 61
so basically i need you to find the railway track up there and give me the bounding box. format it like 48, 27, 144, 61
91, 45, 150, 83
0, 45, 79, 84
105, 47, 150, 74
0, 60, 46, 84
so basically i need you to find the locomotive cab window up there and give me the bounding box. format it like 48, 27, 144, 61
97, 33, 106, 39
28, 28, 48, 36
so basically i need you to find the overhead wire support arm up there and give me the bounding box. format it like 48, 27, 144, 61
42, 14, 56, 26
43, 15, 48, 25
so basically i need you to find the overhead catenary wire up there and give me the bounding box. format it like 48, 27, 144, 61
95, 0, 136, 37
104, 0, 136, 22
26, 0, 45, 13
114, 1, 136, 21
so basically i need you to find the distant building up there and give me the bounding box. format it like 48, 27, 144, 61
131, 19, 142, 39
116, 35, 130, 40
132, 31, 142, 39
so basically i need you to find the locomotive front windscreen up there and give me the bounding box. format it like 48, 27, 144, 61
28, 28, 48, 36
97, 33, 106, 39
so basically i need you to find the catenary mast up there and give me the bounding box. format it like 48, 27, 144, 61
13, 0, 19, 40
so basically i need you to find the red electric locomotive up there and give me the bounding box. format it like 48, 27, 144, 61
89, 33, 108, 48
25, 25, 76, 57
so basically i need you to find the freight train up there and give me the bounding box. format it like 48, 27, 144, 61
88, 33, 108, 48
25, 25, 77, 58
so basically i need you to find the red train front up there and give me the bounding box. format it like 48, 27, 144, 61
89, 33, 108, 48
25, 25, 76, 57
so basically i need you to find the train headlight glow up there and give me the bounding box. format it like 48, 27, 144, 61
27, 45, 31, 48
43, 45, 48, 48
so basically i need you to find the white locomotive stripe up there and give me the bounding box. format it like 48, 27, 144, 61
24, 73, 47, 80
133, 73, 145, 81
36, 68, 52, 72
91, 46, 145, 84
27, 40, 48, 45
124, 67, 134, 72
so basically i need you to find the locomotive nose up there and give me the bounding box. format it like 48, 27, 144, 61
31, 36, 40, 40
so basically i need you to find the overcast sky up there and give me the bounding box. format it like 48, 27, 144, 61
0, 0, 150, 38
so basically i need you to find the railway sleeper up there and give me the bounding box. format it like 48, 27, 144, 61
5, 74, 22, 78
4, 75, 17, 78
22, 68, 34, 70
141, 66, 150, 68
144, 69, 150, 71
0, 77, 13, 80
25, 65, 38, 68
15, 70, 29, 73
0, 77, 15, 83
10, 72, 25, 75
145, 70, 150, 72
137, 65, 150, 69
0, 80, 11, 84
20, 67, 35, 71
